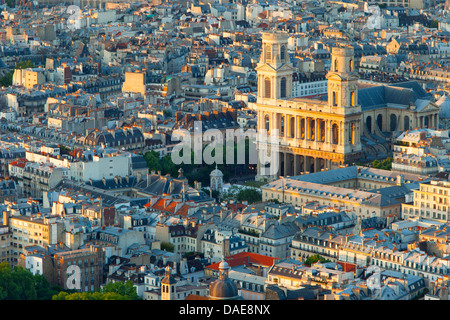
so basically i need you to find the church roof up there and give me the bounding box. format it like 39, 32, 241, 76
358, 81, 431, 111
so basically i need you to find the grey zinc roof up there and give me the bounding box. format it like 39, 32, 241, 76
261, 222, 300, 240
358, 81, 431, 111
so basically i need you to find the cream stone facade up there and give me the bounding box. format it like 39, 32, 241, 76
255, 32, 362, 181
402, 180, 450, 222
255, 31, 440, 181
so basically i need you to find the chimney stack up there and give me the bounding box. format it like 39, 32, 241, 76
3, 211, 9, 226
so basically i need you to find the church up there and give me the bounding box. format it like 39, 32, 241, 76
255, 31, 440, 181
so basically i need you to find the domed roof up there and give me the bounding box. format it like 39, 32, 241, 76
208, 260, 239, 300
161, 265, 176, 285
210, 164, 223, 177
437, 94, 450, 119
209, 278, 239, 300
219, 261, 230, 270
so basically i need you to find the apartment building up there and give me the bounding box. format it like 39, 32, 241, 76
8, 214, 63, 265
259, 222, 299, 260
53, 245, 105, 292
290, 227, 346, 263
402, 180, 450, 222
372, 246, 450, 285
22, 162, 69, 198
201, 229, 247, 262
0, 218, 12, 265
155, 221, 212, 255
292, 72, 327, 98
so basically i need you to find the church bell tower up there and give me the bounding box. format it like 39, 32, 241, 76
326, 46, 362, 153
255, 32, 295, 105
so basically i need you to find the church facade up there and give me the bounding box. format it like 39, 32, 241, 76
255, 31, 440, 181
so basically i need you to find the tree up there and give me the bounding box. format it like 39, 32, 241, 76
160, 154, 178, 178
236, 188, 262, 204
0, 262, 70, 300
102, 281, 140, 300
160, 241, 175, 252
372, 157, 392, 170
143, 150, 162, 173
52, 291, 129, 300
51, 281, 140, 300
304, 254, 331, 267
428, 20, 439, 29
0, 60, 35, 87
15, 60, 35, 69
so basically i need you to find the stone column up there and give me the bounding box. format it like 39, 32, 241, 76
293, 154, 298, 176
314, 118, 318, 142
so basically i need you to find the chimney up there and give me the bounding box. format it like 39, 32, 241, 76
3, 211, 9, 226
441, 286, 449, 300
396, 175, 404, 186
222, 238, 230, 258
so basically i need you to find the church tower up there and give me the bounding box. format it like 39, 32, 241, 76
161, 266, 176, 300
255, 32, 295, 105
326, 46, 359, 109
255, 33, 363, 182
326, 46, 362, 154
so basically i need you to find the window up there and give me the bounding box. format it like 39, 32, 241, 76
266, 45, 272, 61
280, 77, 287, 98
332, 91, 337, 106
264, 78, 271, 98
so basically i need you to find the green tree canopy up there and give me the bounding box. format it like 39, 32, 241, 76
304, 254, 331, 267
0, 60, 36, 87
372, 157, 392, 170
102, 281, 140, 300
236, 188, 262, 204
0, 261, 65, 300
52, 281, 140, 300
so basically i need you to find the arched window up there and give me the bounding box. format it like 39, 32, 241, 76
377, 114, 383, 131
265, 115, 270, 132
290, 116, 295, 138
334, 58, 338, 72
351, 91, 355, 106
332, 123, 339, 144
404, 116, 410, 131
280, 77, 287, 98
264, 77, 271, 98
280, 45, 285, 60
350, 59, 353, 72
332, 91, 338, 106
349, 123, 355, 145
300, 118, 305, 139
366, 116, 372, 133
